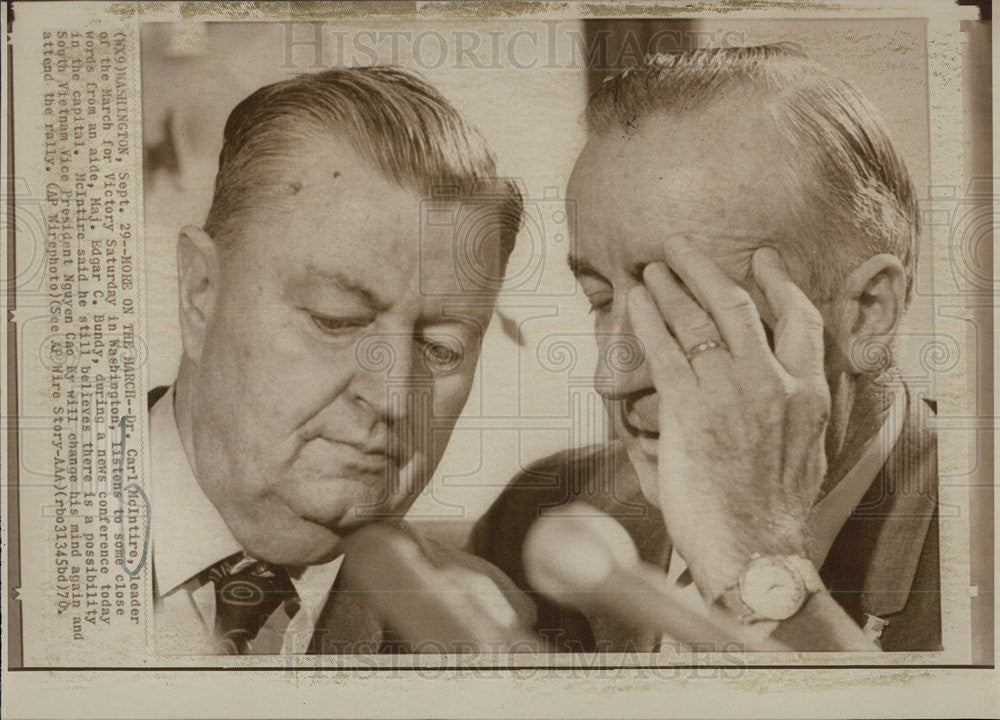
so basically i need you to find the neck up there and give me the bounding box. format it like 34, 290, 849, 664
822, 367, 901, 495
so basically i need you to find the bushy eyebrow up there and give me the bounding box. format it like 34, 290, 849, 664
302, 264, 391, 311
567, 254, 646, 282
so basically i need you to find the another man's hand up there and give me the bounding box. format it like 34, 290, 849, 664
626, 236, 830, 602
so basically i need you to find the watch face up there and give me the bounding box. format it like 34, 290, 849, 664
740, 556, 807, 620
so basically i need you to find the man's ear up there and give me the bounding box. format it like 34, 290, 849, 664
177, 225, 221, 364
827, 253, 906, 374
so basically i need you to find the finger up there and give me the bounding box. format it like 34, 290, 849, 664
626, 285, 693, 389
442, 568, 520, 631
659, 234, 770, 358
642, 263, 730, 373
782, 388, 830, 498
751, 247, 825, 379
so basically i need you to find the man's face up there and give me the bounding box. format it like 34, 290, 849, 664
186, 141, 500, 564
566, 102, 819, 506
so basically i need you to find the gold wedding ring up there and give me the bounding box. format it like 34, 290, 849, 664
684, 339, 729, 361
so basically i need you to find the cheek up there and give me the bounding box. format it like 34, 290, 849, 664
620, 436, 660, 507
593, 326, 613, 376
205, 275, 274, 362
592, 304, 627, 360
196, 310, 254, 406
432, 371, 476, 419
420, 374, 475, 466
210, 282, 351, 396
196, 299, 343, 457
199, 305, 282, 423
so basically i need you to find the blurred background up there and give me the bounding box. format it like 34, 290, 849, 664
140, 17, 934, 531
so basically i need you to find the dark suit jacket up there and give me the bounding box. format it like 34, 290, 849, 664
148, 386, 535, 654
470, 389, 941, 653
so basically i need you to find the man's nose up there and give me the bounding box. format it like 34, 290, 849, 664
352, 331, 424, 422
593, 308, 655, 401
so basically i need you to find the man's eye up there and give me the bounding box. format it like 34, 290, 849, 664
309, 313, 369, 334
422, 340, 463, 373
587, 295, 613, 314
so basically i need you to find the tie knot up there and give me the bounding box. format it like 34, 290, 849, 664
207, 552, 299, 654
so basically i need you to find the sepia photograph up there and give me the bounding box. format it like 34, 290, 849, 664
139, 14, 946, 658
2, 1, 995, 718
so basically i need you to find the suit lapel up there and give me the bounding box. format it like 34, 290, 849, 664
821, 391, 938, 620
307, 569, 385, 655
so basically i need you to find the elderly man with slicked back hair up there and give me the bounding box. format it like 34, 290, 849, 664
150, 66, 535, 656
474, 44, 940, 653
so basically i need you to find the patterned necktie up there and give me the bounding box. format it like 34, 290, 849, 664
206, 552, 300, 655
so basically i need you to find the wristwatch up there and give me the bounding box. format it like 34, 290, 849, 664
724, 553, 824, 622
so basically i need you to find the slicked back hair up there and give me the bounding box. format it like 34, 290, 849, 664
586, 44, 919, 305
204, 65, 523, 271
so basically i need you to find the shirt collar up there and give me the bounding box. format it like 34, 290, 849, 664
290, 557, 346, 632
150, 386, 243, 597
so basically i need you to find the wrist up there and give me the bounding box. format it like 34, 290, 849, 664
716, 553, 824, 623
685, 536, 810, 604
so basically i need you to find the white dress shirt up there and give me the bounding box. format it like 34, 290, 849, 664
150, 387, 343, 655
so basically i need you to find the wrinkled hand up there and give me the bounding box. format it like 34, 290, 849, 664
626, 236, 830, 602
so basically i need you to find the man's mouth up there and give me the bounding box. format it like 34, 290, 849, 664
299, 439, 400, 476
619, 394, 659, 439
337, 452, 392, 475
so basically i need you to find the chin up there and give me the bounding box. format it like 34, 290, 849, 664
237, 516, 343, 566
279, 456, 432, 536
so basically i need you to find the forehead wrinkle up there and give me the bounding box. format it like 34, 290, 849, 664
580, 139, 793, 272
283, 214, 420, 293
571, 122, 822, 312
299, 263, 392, 310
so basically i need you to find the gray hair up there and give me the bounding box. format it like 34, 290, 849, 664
204, 65, 523, 270
586, 43, 919, 305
